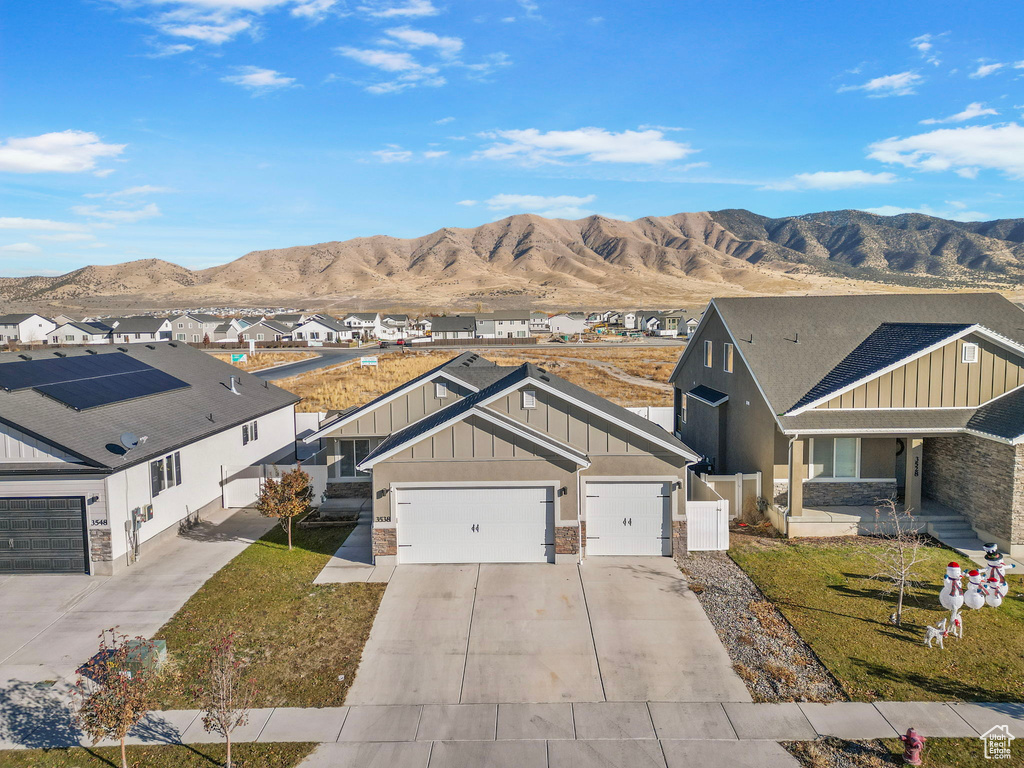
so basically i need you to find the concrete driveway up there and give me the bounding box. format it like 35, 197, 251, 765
345, 558, 750, 705
0, 507, 274, 686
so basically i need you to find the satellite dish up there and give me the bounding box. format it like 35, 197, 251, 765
120, 432, 139, 450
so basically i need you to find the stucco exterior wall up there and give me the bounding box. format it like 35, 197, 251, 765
923, 434, 1022, 547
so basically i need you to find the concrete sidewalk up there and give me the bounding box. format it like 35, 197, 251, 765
312, 504, 393, 585
1, 699, 1020, 752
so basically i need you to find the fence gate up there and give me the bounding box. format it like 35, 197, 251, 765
686, 500, 730, 551
222, 466, 264, 508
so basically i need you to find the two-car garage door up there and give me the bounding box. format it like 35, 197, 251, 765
395, 486, 553, 564
0, 497, 88, 574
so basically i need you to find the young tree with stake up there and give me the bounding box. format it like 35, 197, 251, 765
198, 632, 258, 768
73, 628, 157, 768
869, 498, 927, 627
254, 465, 313, 550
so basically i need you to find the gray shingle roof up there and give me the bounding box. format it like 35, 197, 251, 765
431, 316, 476, 333
299, 316, 348, 333
0, 344, 298, 474
109, 316, 169, 334
968, 388, 1024, 441
0, 313, 45, 324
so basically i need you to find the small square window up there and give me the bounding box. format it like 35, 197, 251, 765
962, 342, 979, 364
522, 390, 537, 409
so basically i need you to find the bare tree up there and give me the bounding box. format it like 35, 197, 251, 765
198, 632, 258, 768
73, 628, 157, 768
868, 498, 927, 627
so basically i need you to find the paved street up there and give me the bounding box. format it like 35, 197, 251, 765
345, 558, 750, 706
0, 507, 274, 684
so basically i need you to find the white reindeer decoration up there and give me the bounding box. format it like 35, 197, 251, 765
924, 618, 948, 649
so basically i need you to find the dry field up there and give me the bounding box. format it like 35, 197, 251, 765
277, 346, 680, 412
213, 350, 318, 372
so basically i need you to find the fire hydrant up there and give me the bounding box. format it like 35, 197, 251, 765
900, 727, 926, 765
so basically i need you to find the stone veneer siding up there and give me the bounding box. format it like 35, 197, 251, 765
672, 519, 686, 561
327, 481, 372, 499
924, 435, 1023, 546
773, 481, 788, 506
89, 528, 112, 563
554, 525, 580, 555
802, 481, 898, 507
372, 527, 397, 557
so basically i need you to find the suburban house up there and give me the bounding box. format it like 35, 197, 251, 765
52, 314, 78, 327
476, 311, 531, 339
303, 352, 699, 565
529, 312, 550, 334
293, 316, 352, 343
171, 313, 223, 343
0, 314, 57, 344
271, 313, 306, 327
670, 293, 1024, 556
430, 315, 476, 340
0, 343, 299, 575
108, 317, 173, 343
636, 312, 662, 335
684, 317, 701, 337
239, 319, 292, 343
344, 312, 383, 340
380, 314, 411, 340
658, 310, 687, 337
49, 321, 113, 346
549, 313, 588, 336
411, 317, 431, 335
213, 318, 246, 343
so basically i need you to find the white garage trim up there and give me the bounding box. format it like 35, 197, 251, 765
390, 481, 559, 564
583, 476, 677, 557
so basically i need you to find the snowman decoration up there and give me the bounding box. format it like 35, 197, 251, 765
983, 543, 1016, 599
939, 562, 964, 611
964, 569, 987, 610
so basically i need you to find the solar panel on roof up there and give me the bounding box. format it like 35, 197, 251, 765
0, 353, 149, 391
35, 368, 190, 410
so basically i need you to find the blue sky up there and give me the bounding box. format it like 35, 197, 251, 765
2, 0, 1024, 276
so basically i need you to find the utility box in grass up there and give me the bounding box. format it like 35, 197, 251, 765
126, 639, 168, 675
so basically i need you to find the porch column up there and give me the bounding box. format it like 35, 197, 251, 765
905, 437, 923, 514
788, 438, 806, 517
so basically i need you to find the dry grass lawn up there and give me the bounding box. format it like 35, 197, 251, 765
276, 345, 682, 412
213, 351, 318, 372
0, 743, 316, 768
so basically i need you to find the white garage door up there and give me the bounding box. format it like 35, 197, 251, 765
395, 485, 553, 564
585, 481, 671, 556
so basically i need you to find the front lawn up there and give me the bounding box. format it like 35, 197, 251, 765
152, 522, 386, 708
0, 742, 315, 768
786, 737, 1024, 768
731, 534, 1024, 701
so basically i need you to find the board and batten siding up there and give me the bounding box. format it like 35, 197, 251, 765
815, 334, 1024, 410
325, 378, 473, 438
0, 422, 77, 463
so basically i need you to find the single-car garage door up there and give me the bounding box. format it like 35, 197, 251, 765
395, 485, 553, 564
0, 497, 88, 574
585, 481, 671, 556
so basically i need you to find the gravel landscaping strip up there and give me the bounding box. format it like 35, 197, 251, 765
677, 549, 846, 703
784, 737, 895, 768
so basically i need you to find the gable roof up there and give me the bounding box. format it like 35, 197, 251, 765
246, 319, 292, 334
346, 312, 379, 322
478, 310, 530, 321
672, 294, 1024, 432
55, 321, 112, 335
297, 316, 348, 333
108, 316, 169, 334
0, 313, 47, 324
431, 315, 476, 333
967, 387, 1024, 442
183, 313, 222, 324
0, 343, 298, 474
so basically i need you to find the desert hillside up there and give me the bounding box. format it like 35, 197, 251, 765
2, 209, 1023, 312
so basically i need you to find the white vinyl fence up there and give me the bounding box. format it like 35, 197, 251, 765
221, 463, 328, 508
687, 471, 730, 551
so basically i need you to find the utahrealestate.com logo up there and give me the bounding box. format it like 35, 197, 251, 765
981, 725, 1015, 760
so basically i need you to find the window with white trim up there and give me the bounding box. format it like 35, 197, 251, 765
522, 390, 537, 409
151, 452, 181, 496
334, 438, 374, 478
962, 342, 979, 364
242, 420, 259, 445
703, 340, 713, 368
680, 394, 687, 425
809, 437, 860, 479
435, 380, 448, 399
723, 342, 734, 373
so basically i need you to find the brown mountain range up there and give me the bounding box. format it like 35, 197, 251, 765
3, 209, 1023, 312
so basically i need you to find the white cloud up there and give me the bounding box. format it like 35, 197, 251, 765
868, 122, 1024, 179
483, 193, 596, 219
0, 217, 89, 232
37, 232, 97, 242
456, 199, 477, 206
159, 17, 253, 44
638, 124, 685, 132
434, 116, 455, 125
860, 203, 990, 222
474, 127, 695, 165
71, 203, 162, 223
517, 0, 540, 19
0, 243, 42, 254
146, 42, 195, 57
84, 185, 175, 199
910, 33, 944, 66
423, 150, 448, 158
969, 62, 1005, 79
359, 0, 438, 18
372, 148, 414, 162
222, 66, 297, 91
0, 130, 125, 174
838, 71, 923, 97
337, 46, 444, 92
762, 170, 900, 191
383, 27, 462, 58
920, 102, 999, 125
291, 0, 336, 18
